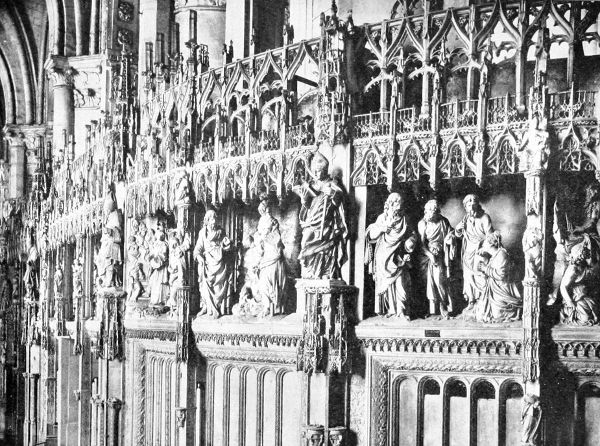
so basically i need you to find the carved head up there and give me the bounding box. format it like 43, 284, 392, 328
424, 199, 440, 222
463, 194, 481, 216
384, 192, 403, 221
204, 210, 217, 230
310, 152, 329, 181
483, 231, 502, 250
258, 200, 270, 217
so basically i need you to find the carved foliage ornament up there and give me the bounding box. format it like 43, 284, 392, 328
117, 1, 134, 22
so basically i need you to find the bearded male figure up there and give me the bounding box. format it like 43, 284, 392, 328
455, 194, 494, 310
194, 210, 235, 318
294, 152, 348, 280
365, 193, 417, 320
418, 200, 456, 318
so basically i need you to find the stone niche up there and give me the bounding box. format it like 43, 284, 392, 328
362, 177, 527, 319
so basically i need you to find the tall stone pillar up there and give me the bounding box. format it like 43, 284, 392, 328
519, 85, 550, 446
3, 129, 26, 199
45, 57, 75, 153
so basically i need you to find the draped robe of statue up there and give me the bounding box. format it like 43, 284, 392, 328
297, 179, 348, 279
418, 216, 455, 314
456, 212, 493, 303
254, 214, 287, 315
476, 247, 522, 322
148, 234, 169, 305
366, 214, 417, 317
194, 225, 233, 317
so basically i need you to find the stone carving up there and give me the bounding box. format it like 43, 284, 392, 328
96, 192, 123, 288
454, 194, 494, 310
302, 425, 325, 446
522, 211, 543, 282
293, 152, 348, 280
173, 170, 191, 206
365, 193, 417, 320
417, 199, 456, 318
168, 230, 191, 308
559, 236, 599, 325
550, 183, 600, 324
126, 234, 145, 302
23, 231, 39, 300
472, 232, 522, 323
248, 200, 288, 316
521, 394, 542, 446
148, 223, 169, 306
117, 28, 133, 47
117, 1, 134, 22
194, 210, 234, 318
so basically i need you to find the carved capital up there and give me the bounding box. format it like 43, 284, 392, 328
45, 57, 75, 88
106, 397, 123, 411
175, 407, 187, 428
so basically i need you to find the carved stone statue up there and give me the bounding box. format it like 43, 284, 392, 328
418, 200, 456, 318
173, 170, 191, 206
521, 394, 542, 446
126, 235, 145, 302
96, 192, 123, 288
168, 231, 191, 309
454, 194, 494, 310
54, 261, 64, 298
23, 231, 39, 300
0, 260, 12, 314
194, 210, 235, 318
550, 182, 600, 312
473, 232, 522, 323
365, 192, 417, 320
148, 224, 170, 306
293, 152, 348, 280
522, 211, 543, 282
559, 236, 599, 325
250, 200, 288, 316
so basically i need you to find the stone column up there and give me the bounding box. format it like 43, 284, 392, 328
3, 129, 26, 199
174, 0, 226, 69
106, 397, 122, 446
45, 57, 75, 153
519, 86, 550, 446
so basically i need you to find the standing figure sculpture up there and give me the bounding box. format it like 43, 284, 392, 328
475, 232, 522, 323
96, 192, 123, 288
148, 224, 169, 306
365, 193, 417, 320
454, 194, 494, 310
418, 200, 456, 318
293, 152, 348, 280
521, 394, 542, 446
253, 200, 288, 316
23, 231, 39, 300
194, 210, 235, 318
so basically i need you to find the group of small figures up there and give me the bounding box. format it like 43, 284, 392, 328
366, 193, 522, 323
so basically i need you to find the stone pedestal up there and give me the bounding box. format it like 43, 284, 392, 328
296, 279, 355, 446
96, 288, 127, 361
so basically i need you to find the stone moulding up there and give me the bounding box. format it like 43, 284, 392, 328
126, 328, 177, 342
359, 336, 522, 356
197, 346, 298, 365
194, 332, 301, 349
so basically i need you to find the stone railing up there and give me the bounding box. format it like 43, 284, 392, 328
352, 111, 392, 139
548, 89, 596, 122
487, 94, 528, 126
